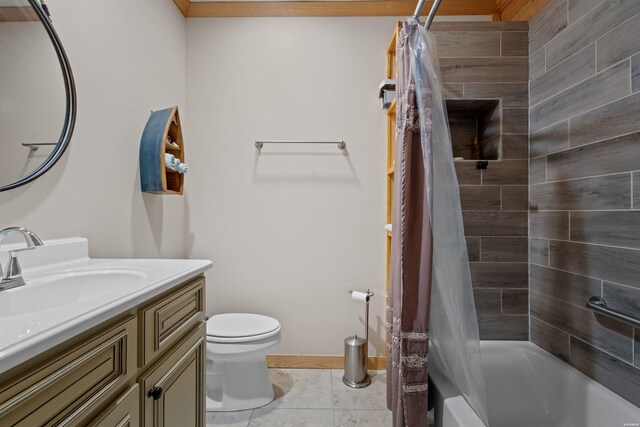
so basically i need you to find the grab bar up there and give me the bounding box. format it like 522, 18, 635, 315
586, 296, 640, 328
255, 140, 346, 150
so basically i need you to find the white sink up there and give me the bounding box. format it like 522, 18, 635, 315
0, 267, 150, 317
0, 238, 212, 373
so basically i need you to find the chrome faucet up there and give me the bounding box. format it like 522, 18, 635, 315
0, 227, 44, 291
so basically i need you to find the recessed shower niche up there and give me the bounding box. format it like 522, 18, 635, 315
446, 99, 501, 161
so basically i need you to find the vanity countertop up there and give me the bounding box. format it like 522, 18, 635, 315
0, 238, 212, 373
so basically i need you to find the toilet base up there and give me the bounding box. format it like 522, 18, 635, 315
206, 358, 275, 412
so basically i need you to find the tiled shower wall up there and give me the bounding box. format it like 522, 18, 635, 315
430, 21, 530, 339
528, 0, 640, 406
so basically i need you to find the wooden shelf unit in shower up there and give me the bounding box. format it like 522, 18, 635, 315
385, 23, 400, 296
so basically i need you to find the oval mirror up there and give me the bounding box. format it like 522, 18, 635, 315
0, 0, 75, 191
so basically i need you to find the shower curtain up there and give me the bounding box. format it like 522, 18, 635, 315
386, 19, 489, 427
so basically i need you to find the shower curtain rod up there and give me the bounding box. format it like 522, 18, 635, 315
413, 0, 443, 29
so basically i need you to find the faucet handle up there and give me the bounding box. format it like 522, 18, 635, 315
4, 251, 22, 280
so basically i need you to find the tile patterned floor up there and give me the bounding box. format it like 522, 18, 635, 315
206, 369, 392, 427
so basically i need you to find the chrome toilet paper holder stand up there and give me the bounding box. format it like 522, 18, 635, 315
343, 289, 375, 389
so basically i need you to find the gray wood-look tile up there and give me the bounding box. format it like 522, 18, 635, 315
633, 54, 640, 93
444, 83, 464, 99
530, 317, 571, 362
481, 237, 528, 262
501, 31, 528, 57
530, 238, 549, 266
530, 174, 631, 211
569, 91, 640, 147
634, 172, 640, 209
455, 161, 481, 185
549, 240, 640, 288
478, 103, 501, 143
462, 211, 528, 236
530, 43, 595, 106
530, 47, 546, 81
595, 12, 640, 71
529, 0, 567, 53
466, 236, 480, 262
546, 0, 640, 69
529, 264, 601, 306
482, 160, 528, 185
435, 31, 501, 58
473, 288, 502, 315
502, 289, 528, 314
440, 58, 528, 83
547, 132, 640, 181
570, 211, 640, 250
502, 109, 528, 134
530, 211, 569, 240
501, 134, 528, 160
431, 22, 529, 32
603, 282, 640, 320
463, 83, 528, 108
567, 0, 601, 24
470, 262, 528, 288
481, 136, 501, 161
530, 60, 630, 132
450, 109, 478, 159
569, 337, 640, 407
529, 156, 546, 185
530, 290, 633, 361
478, 314, 529, 340
530, 0, 566, 29
459, 185, 501, 211
530, 121, 569, 158
635, 329, 640, 369
501, 185, 528, 210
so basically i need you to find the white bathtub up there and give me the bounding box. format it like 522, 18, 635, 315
430, 341, 640, 427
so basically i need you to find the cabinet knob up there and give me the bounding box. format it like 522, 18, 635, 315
148, 386, 164, 400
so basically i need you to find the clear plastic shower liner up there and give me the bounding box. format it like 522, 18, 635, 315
406, 19, 490, 425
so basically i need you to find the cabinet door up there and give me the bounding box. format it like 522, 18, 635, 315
140, 277, 205, 367
0, 317, 136, 427
88, 384, 139, 427
140, 323, 205, 427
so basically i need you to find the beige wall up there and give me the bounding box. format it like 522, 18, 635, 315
185, 17, 397, 356
0, 21, 65, 184
0, 0, 187, 259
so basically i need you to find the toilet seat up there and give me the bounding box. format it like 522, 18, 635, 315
206, 313, 281, 344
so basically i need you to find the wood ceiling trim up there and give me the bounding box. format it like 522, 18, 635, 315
186, 0, 499, 18
173, 0, 549, 20
498, 0, 549, 21
173, 0, 190, 16
0, 6, 39, 22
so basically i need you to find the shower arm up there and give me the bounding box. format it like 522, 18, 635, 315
413, 0, 443, 30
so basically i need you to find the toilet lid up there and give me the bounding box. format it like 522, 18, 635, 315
206, 313, 280, 338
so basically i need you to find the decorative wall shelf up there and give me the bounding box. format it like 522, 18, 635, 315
139, 106, 185, 195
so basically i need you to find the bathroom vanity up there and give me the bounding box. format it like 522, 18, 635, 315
0, 238, 212, 426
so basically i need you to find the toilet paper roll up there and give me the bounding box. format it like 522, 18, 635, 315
351, 291, 370, 303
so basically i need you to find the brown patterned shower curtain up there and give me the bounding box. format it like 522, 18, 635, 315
386, 22, 434, 427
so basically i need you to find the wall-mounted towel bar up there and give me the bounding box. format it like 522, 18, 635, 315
586, 296, 640, 328
21, 143, 57, 151
255, 140, 346, 150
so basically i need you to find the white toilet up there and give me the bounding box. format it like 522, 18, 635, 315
205, 313, 281, 412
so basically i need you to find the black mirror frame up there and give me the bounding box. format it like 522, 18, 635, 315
0, 0, 76, 192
